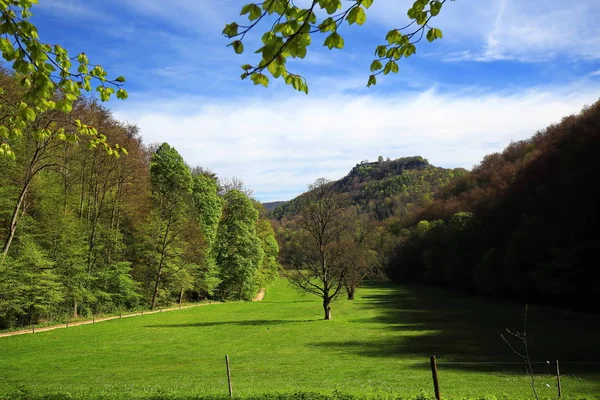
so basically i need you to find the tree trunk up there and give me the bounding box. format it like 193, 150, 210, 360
323, 299, 332, 320
346, 285, 356, 300
73, 298, 78, 318
2, 179, 32, 260
150, 253, 166, 310
151, 212, 173, 310
179, 288, 184, 304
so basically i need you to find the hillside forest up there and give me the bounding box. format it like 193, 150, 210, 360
2, 62, 599, 329
0, 69, 279, 330
270, 100, 600, 312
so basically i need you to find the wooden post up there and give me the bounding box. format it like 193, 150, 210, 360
430, 355, 441, 400
556, 360, 562, 397
225, 355, 233, 397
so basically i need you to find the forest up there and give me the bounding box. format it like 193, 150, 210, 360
0, 68, 279, 330
270, 101, 600, 313
2, 49, 599, 331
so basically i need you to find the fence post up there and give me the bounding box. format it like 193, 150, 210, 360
556, 360, 562, 397
225, 355, 233, 398
430, 355, 441, 400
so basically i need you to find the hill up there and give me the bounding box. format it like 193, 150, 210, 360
262, 201, 287, 211
388, 100, 600, 311
1, 278, 598, 399
270, 156, 466, 220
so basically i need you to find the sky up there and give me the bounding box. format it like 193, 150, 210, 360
31, 0, 600, 202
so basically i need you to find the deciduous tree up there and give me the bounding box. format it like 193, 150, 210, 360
288, 178, 348, 320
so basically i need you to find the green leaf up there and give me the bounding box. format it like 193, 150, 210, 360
375, 45, 387, 58
231, 40, 244, 54
430, 1, 442, 16
403, 44, 416, 57
116, 89, 128, 100
362, 0, 374, 8
319, 17, 336, 33
347, 6, 366, 26
250, 73, 269, 87
115, 76, 126, 83
248, 4, 262, 21
323, 32, 344, 50
77, 52, 89, 64
370, 60, 382, 72
222, 22, 239, 37
367, 74, 376, 87
383, 60, 398, 75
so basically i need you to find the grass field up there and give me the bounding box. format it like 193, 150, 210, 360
0, 279, 599, 400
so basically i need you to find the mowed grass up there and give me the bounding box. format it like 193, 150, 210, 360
0, 279, 599, 399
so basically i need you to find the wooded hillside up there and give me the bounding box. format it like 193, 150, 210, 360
387, 100, 600, 310
0, 70, 278, 330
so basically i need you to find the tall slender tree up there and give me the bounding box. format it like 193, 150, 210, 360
215, 189, 263, 300
148, 143, 192, 309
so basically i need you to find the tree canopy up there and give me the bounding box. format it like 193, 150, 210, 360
0, 0, 127, 160
223, 0, 453, 92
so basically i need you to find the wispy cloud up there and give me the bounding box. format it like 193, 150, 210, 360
116, 81, 600, 201
371, 0, 600, 63
29, 1, 600, 201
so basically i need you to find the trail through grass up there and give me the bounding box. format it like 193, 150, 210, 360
0, 279, 598, 399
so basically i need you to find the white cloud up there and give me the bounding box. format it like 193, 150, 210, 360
370, 0, 600, 62
115, 81, 600, 202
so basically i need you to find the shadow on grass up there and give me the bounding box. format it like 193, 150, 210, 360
144, 319, 318, 328
312, 281, 600, 380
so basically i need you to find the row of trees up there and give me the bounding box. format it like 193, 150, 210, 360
0, 69, 279, 329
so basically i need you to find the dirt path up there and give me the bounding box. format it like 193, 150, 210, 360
0, 301, 222, 338
252, 288, 266, 301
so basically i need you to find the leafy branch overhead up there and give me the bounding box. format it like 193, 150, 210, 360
223, 0, 452, 93
0, 0, 127, 159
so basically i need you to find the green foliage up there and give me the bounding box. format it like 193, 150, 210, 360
95, 262, 141, 313
0, 1, 127, 159
192, 173, 222, 247
224, 0, 453, 92
0, 235, 63, 327
150, 143, 193, 203
0, 69, 276, 329
270, 156, 465, 221
215, 189, 264, 300
255, 218, 280, 288
387, 100, 600, 310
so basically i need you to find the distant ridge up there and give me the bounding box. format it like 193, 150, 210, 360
268, 156, 465, 220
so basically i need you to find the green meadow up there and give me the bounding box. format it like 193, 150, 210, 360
0, 279, 598, 400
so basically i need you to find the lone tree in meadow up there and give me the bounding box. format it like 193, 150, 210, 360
288, 178, 349, 320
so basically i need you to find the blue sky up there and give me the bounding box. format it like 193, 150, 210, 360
32, 0, 600, 201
